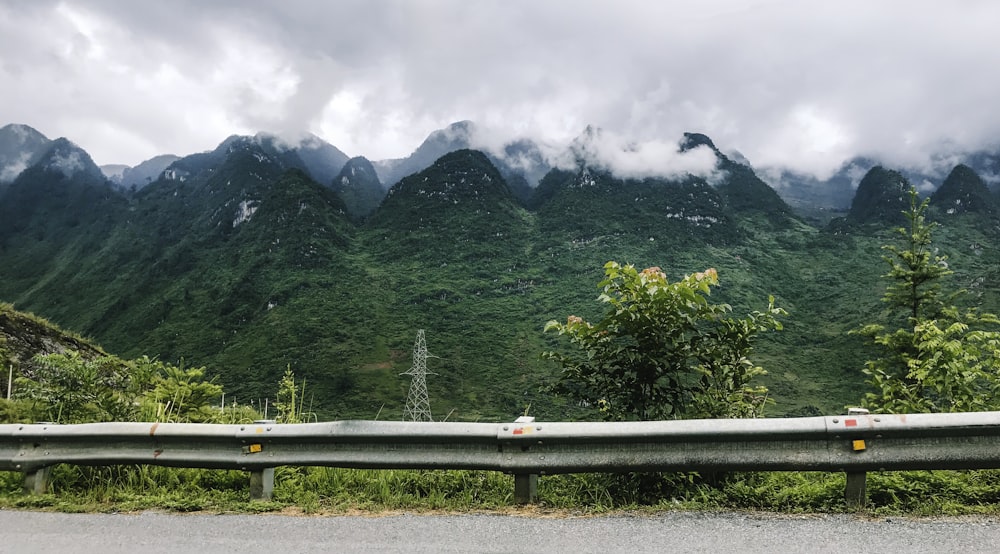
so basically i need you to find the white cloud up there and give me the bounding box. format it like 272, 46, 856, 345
554, 127, 721, 181
1, 0, 999, 182
755, 105, 854, 180
845, 163, 868, 190
0, 152, 30, 183
47, 149, 84, 178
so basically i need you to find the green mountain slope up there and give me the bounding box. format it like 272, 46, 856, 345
0, 139, 130, 327
3, 135, 1000, 422
682, 132, 796, 227
332, 156, 383, 220
930, 164, 998, 217
89, 146, 363, 408
844, 166, 911, 226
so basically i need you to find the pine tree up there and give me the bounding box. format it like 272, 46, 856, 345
859, 189, 1000, 413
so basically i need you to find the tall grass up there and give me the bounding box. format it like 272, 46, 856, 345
5, 467, 1000, 515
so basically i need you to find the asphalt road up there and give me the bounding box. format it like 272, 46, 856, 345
2, 510, 1000, 553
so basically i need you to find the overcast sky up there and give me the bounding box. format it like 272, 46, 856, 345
2, 0, 998, 180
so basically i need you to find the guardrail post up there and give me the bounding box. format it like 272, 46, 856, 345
23, 466, 52, 495
514, 473, 538, 504
19, 421, 54, 495
250, 468, 275, 500
845, 472, 867, 510
511, 416, 538, 504
843, 408, 868, 510
248, 420, 275, 500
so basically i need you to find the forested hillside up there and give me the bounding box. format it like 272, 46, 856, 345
2, 129, 999, 422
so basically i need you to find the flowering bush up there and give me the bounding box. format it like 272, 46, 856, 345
544, 261, 783, 421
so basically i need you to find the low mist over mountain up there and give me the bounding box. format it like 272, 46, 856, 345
18, 116, 1000, 222
760, 148, 1000, 224
0, 124, 50, 184
110, 154, 181, 190
3, 120, 1000, 422
373, 121, 553, 192
256, 132, 350, 187
373, 121, 478, 187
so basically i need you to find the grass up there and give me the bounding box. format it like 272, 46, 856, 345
5, 466, 1000, 517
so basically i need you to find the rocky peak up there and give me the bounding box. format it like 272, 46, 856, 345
846, 166, 911, 226
370, 149, 516, 230
333, 156, 384, 219
33, 138, 106, 183
929, 164, 997, 217
680, 132, 718, 153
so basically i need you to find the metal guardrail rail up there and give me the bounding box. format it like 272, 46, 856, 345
4, 411, 1000, 507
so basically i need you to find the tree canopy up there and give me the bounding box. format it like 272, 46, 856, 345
544, 261, 783, 421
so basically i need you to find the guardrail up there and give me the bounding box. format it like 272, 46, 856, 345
4, 411, 1000, 508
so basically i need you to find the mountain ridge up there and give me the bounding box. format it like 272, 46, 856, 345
18, 118, 1000, 221
3, 123, 1000, 420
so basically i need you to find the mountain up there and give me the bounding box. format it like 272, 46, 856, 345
367, 149, 529, 259
19, 136, 362, 406
6, 126, 1000, 423
373, 121, 552, 196
930, 164, 998, 217
374, 121, 477, 188
0, 124, 51, 184
680, 133, 795, 225
256, 132, 350, 187
531, 165, 737, 247
372, 148, 517, 220
361, 149, 548, 417
0, 137, 113, 212
117, 154, 181, 190
332, 156, 383, 219
963, 150, 1000, 188
842, 166, 911, 226
158, 133, 350, 191
761, 145, 1000, 222
485, 138, 551, 203
0, 138, 128, 326
755, 158, 877, 224
100, 164, 129, 183
528, 131, 795, 254
129, 134, 353, 256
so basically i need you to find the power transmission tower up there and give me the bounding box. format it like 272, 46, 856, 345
401, 329, 437, 421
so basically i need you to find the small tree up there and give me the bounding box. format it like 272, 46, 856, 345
858, 189, 1000, 413
275, 365, 302, 423
140, 358, 223, 423
15, 352, 136, 423
543, 261, 784, 421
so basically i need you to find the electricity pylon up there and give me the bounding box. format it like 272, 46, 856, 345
401, 329, 436, 421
